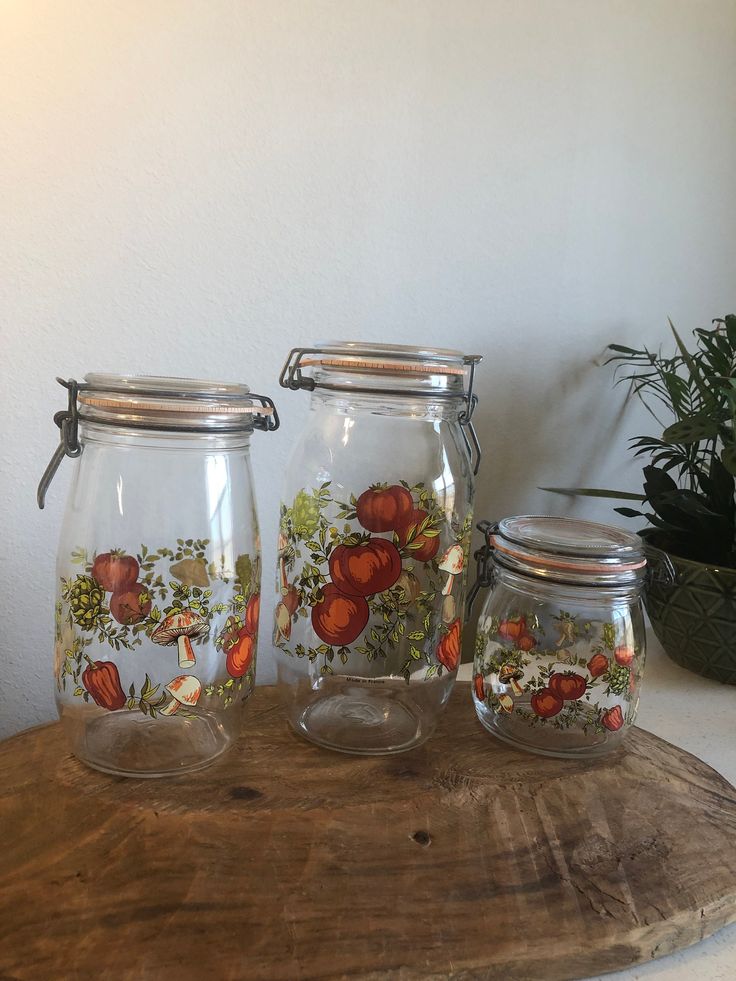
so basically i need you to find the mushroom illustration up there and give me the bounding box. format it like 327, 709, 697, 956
160, 674, 202, 716
498, 694, 514, 713
498, 663, 524, 696
438, 544, 465, 596
151, 609, 208, 669
442, 593, 456, 623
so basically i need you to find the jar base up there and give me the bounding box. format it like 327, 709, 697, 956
60, 706, 241, 777
289, 685, 436, 756
474, 700, 626, 760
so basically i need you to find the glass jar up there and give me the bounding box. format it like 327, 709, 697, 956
274, 342, 482, 754
470, 516, 647, 759
38, 374, 279, 777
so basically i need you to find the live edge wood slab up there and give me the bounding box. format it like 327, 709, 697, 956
2, 687, 736, 981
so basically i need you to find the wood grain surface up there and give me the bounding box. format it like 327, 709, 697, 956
1, 685, 735, 981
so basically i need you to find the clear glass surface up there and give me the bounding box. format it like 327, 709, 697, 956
273, 383, 475, 755
54, 422, 261, 776
473, 565, 646, 758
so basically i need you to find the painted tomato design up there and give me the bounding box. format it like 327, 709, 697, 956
226, 629, 255, 678
517, 633, 536, 651
356, 484, 414, 532
614, 645, 635, 667
601, 705, 624, 731
395, 509, 440, 562
244, 593, 260, 635
473, 673, 485, 701
312, 584, 369, 646
91, 552, 140, 593
437, 618, 462, 672
498, 617, 526, 642
109, 582, 152, 625
82, 658, 126, 711
548, 672, 587, 701
530, 688, 564, 719
587, 652, 609, 678
329, 538, 402, 597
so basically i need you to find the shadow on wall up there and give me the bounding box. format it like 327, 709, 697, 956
461, 342, 637, 660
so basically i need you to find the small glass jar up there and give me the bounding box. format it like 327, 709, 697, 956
274, 342, 482, 755
470, 516, 647, 758
38, 374, 278, 777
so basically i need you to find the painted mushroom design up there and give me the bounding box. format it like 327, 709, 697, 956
498, 663, 524, 696
160, 674, 202, 716
151, 609, 208, 669
438, 544, 464, 596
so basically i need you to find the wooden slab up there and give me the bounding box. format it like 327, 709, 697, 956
1, 686, 735, 981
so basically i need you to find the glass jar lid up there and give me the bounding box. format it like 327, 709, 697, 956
77, 373, 277, 433
486, 515, 646, 587
280, 341, 480, 399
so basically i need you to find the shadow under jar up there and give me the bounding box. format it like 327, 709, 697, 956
470, 516, 647, 759
274, 342, 483, 755
38, 374, 278, 777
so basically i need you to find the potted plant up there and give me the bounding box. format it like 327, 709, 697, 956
546, 316, 736, 683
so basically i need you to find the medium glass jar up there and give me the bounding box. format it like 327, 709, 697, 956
470, 516, 647, 758
274, 342, 482, 754
38, 374, 278, 777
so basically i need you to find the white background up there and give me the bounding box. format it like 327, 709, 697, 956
2, 0, 735, 740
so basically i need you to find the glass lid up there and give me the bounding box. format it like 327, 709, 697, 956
304, 341, 472, 376
280, 340, 482, 398
490, 515, 646, 586
77, 373, 276, 432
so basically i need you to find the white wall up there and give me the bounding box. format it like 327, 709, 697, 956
1, 0, 734, 738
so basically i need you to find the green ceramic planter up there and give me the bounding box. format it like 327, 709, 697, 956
644, 547, 736, 684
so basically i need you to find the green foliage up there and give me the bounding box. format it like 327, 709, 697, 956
547, 316, 736, 568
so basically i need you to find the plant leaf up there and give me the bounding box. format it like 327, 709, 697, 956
722, 443, 736, 476
668, 318, 716, 410
541, 487, 646, 501
662, 412, 721, 445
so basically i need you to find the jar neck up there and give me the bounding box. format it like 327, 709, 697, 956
493, 563, 643, 604
79, 420, 252, 450
308, 389, 465, 421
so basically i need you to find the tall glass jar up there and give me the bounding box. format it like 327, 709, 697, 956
38, 374, 278, 777
274, 342, 482, 754
470, 516, 647, 758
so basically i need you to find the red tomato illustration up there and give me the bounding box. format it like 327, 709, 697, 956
498, 617, 526, 642
548, 672, 587, 701
356, 484, 414, 532
82, 659, 126, 711
614, 645, 635, 667
517, 633, 536, 651
244, 593, 260, 635
587, 652, 609, 678
329, 538, 402, 597
601, 705, 624, 731
530, 688, 564, 718
226, 629, 255, 678
395, 509, 440, 562
91, 552, 139, 593
473, 673, 485, 701
437, 618, 462, 672
311, 584, 369, 646
110, 582, 152, 625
